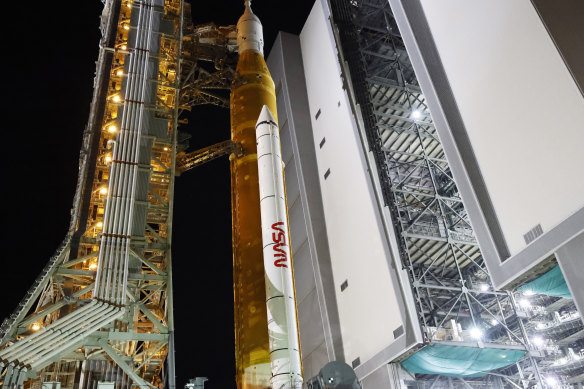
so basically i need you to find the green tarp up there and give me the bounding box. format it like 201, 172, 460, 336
518, 266, 571, 298
402, 344, 525, 377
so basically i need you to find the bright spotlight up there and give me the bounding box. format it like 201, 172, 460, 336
545, 376, 559, 387
412, 110, 421, 119
518, 299, 531, 309
532, 336, 544, 346
490, 319, 498, 326
480, 284, 489, 292
523, 290, 535, 296
469, 327, 483, 339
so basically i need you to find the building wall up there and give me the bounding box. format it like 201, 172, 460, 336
298, 0, 404, 369
418, 0, 584, 258
387, 0, 584, 293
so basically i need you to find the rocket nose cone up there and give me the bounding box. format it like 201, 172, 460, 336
238, 0, 260, 24
257, 105, 277, 126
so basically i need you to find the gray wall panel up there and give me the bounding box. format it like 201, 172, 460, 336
292, 241, 315, 304
361, 364, 391, 389
298, 289, 326, 356
284, 159, 300, 206
289, 198, 307, 252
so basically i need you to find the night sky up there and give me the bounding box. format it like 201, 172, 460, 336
0, 1, 314, 388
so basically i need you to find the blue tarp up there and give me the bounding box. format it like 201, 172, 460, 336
402, 344, 525, 377
518, 266, 571, 298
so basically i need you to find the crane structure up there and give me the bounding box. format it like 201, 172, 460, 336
0, 1, 239, 388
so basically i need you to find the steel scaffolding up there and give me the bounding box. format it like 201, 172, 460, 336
0, 0, 240, 387
327, 0, 550, 387
0, 0, 184, 387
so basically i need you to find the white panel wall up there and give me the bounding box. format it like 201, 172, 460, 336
420, 0, 584, 255
299, 0, 403, 367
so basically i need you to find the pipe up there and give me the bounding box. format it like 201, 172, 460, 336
94, 0, 157, 304
3, 303, 110, 362
0, 300, 99, 359
30, 307, 124, 369
256, 106, 303, 389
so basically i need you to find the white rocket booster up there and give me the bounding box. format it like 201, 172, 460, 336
256, 105, 303, 389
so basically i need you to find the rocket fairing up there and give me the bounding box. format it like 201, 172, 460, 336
256, 106, 303, 389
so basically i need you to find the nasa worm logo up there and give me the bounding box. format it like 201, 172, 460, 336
271, 222, 288, 268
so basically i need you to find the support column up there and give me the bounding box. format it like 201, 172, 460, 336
555, 232, 584, 322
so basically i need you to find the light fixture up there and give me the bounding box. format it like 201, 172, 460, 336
127, 3, 132, 8
163, 147, 169, 151
480, 284, 489, 292
490, 318, 498, 326
96, 222, 103, 228
105, 156, 112, 163
116, 70, 123, 76
112, 95, 120, 102
99, 187, 107, 195
469, 327, 483, 339
89, 263, 98, 271
532, 336, 544, 346
123, 24, 130, 30
31, 323, 41, 331
121, 45, 127, 50
518, 298, 531, 309
545, 376, 559, 387
412, 110, 421, 119
108, 125, 117, 133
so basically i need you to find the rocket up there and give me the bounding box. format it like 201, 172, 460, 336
256, 106, 303, 389
230, 2, 302, 388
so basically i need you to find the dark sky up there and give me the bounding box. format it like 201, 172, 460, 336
0, 1, 314, 388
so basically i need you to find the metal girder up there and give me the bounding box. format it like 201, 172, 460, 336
0, 238, 71, 346
176, 139, 243, 172
99, 339, 151, 389
137, 302, 168, 333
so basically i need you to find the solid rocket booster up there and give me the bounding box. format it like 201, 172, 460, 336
256, 105, 303, 389
231, 2, 278, 388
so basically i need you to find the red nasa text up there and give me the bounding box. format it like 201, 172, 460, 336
271, 222, 288, 268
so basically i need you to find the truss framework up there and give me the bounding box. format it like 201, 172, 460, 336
327, 0, 552, 386
0, 2, 241, 388
0, 0, 185, 388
